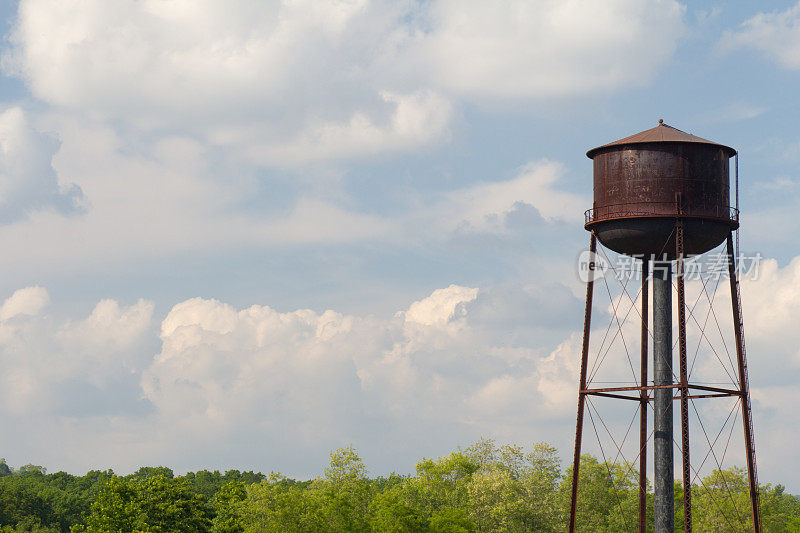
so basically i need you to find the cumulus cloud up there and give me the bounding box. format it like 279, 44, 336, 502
132, 282, 584, 472
0, 107, 85, 223
3, 0, 448, 164
739, 256, 800, 365
0, 114, 398, 283
431, 159, 586, 236
0, 288, 154, 416
3, 0, 685, 164
405, 285, 478, 326
245, 91, 453, 166
417, 0, 686, 100
0, 286, 49, 321
0, 128, 579, 278
1, 266, 800, 486
720, 2, 800, 69
713, 257, 800, 477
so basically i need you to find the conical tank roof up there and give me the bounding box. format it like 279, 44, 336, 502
586, 119, 737, 158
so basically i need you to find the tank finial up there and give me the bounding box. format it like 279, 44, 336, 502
658, 118, 664, 125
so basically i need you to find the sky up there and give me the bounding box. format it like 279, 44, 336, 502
1, 0, 800, 492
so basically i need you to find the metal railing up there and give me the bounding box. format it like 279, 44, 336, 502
585, 203, 739, 225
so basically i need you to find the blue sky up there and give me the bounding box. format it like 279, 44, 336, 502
1, 0, 800, 492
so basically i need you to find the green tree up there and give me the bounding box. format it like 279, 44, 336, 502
130, 466, 174, 480
17, 466, 47, 477
692, 467, 752, 532
213, 480, 246, 533
462, 439, 563, 532
428, 508, 476, 532
72, 475, 212, 533
240, 473, 325, 532
0, 479, 58, 531
0, 440, 797, 533
310, 446, 372, 533
759, 481, 800, 532
409, 451, 479, 515
369, 487, 429, 532
71, 477, 141, 533
559, 454, 638, 532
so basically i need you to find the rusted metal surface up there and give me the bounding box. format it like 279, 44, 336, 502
569, 232, 596, 533
589, 217, 733, 258
676, 221, 693, 532
639, 258, 649, 533
570, 128, 761, 532
586, 120, 737, 159
727, 234, 762, 533
583, 391, 640, 402
585, 121, 738, 257
590, 142, 732, 222
670, 393, 739, 400
586, 205, 738, 225
581, 390, 739, 401
583, 383, 740, 395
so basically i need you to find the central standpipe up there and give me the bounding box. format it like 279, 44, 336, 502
653, 262, 674, 532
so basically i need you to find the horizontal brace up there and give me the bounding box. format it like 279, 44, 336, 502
686, 384, 742, 396
682, 393, 740, 400
648, 392, 740, 401
585, 384, 679, 394
585, 383, 742, 396
581, 390, 642, 402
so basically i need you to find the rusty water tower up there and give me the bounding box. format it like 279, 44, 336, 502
568, 120, 761, 532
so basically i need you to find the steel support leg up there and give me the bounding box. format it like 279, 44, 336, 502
676, 221, 692, 532
569, 233, 597, 532
726, 234, 762, 533
653, 260, 674, 533
639, 258, 649, 533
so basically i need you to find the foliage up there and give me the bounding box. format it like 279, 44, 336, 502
688, 467, 800, 533
558, 454, 639, 532
211, 480, 246, 533
0, 459, 11, 478
0, 442, 797, 532
71, 475, 213, 533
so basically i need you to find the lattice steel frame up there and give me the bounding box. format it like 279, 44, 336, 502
567, 226, 762, 533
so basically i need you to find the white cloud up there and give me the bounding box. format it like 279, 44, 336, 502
3, 0, 685, 164
60, 299, 157, 358
3, 0, 447, 163
0, 282, 581, 473
0, 107, 85, 223
739, 256, 800, 363
720, 3, 800, 69
441, 160, 586, 233
133, 280, 589, 475
0, 118, 578, 279
0, 289, 154, 415
1, 268, 800, 487
0, 115, 397, 282
404, 284, 478, 326
4, 0, 372, 114
0, 286, 49, 321
417, 0, 686, 100
244, 91, 453, 166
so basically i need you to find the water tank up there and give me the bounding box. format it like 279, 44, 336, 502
585, 120, 738, 257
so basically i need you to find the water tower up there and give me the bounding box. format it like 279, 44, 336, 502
568, 120, 761, 532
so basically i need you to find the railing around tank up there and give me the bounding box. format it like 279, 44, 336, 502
585, 203, 739, 225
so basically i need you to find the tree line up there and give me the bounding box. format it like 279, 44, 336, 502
0, 440, 798, 532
